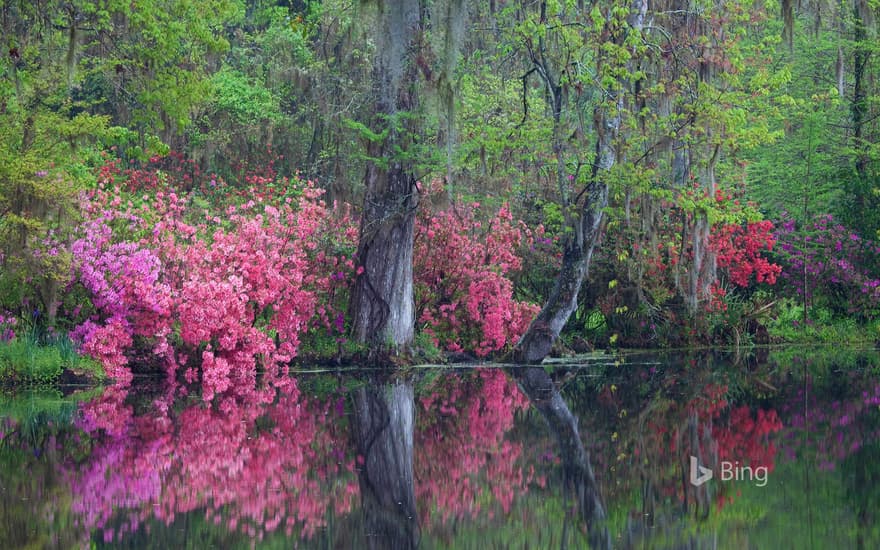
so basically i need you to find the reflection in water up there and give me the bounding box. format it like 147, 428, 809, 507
510, 366, 610, 549
352, 378, 419, 549
66, 382, 357, 545
415, 368, 531, 529
3, 351, 880, 547
8, 369, 534, 547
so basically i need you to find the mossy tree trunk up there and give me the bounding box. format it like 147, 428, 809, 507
349, 0, 423, 350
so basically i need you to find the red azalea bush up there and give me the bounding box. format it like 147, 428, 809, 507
589, 184, 781, 344
711, 219, 781, 288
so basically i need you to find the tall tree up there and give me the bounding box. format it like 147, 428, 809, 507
348, 0, 423, 349
349, 0, 465, 351
513, 0, 649, 363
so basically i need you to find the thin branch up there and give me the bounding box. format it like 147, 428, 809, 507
514, 67, 538, 130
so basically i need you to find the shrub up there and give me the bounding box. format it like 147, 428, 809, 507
414, 190, 539, 357
775, 214, 880, 320
71, 172, 354, 401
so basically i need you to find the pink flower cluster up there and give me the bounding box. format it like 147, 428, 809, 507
71, 178, 355, 400
415, 195, 539, 357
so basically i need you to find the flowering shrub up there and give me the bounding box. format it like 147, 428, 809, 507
71, 169, 356, 400
72, 159, 541, 396
415, 191, 539, 357
711, 220, 781, 288
775, 214, 880, 318
0, 312, 16, 341
590, 185, 781, 344
97, 151, 205, 195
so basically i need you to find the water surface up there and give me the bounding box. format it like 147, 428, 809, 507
2, 348, 879, 548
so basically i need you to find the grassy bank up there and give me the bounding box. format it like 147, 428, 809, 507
0, 335, 104, 386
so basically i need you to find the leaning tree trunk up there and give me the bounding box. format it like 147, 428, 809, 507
514, 0, 648, 364
349, 0, 422, 349
513, 179, 609, 363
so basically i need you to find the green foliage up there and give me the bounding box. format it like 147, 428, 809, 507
412, 331, 444, 363
0, 107, 107, 324
297, 330, 370, 365
0, 337, 62, 384
0, 332, 103, 386
210, 68, 282, 126
103, 126, 170, 162
744, 6, 880, 238
767, 299, 876, 344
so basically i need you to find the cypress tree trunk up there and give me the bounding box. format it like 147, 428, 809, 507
350, 0, 422, 349
852, 0, 871, 180
350, 162, 418, 348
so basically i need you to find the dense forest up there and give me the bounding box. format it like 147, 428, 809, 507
2, 0, 880, 386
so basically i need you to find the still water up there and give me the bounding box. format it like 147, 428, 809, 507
2, 348, 879, 549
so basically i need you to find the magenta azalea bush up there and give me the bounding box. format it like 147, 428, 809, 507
71, 180, 350, 401
775, 214, 880, 318
415, 197, 539, 357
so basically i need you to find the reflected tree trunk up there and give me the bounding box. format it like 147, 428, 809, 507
509, 366, 610, 550
352, 379, 419, 550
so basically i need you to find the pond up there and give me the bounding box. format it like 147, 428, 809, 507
1, 347, 879, 549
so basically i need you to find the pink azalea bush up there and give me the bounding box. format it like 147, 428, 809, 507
70, 160, 538, 398
414, 189, 540, 357
71, 168, 356, 400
